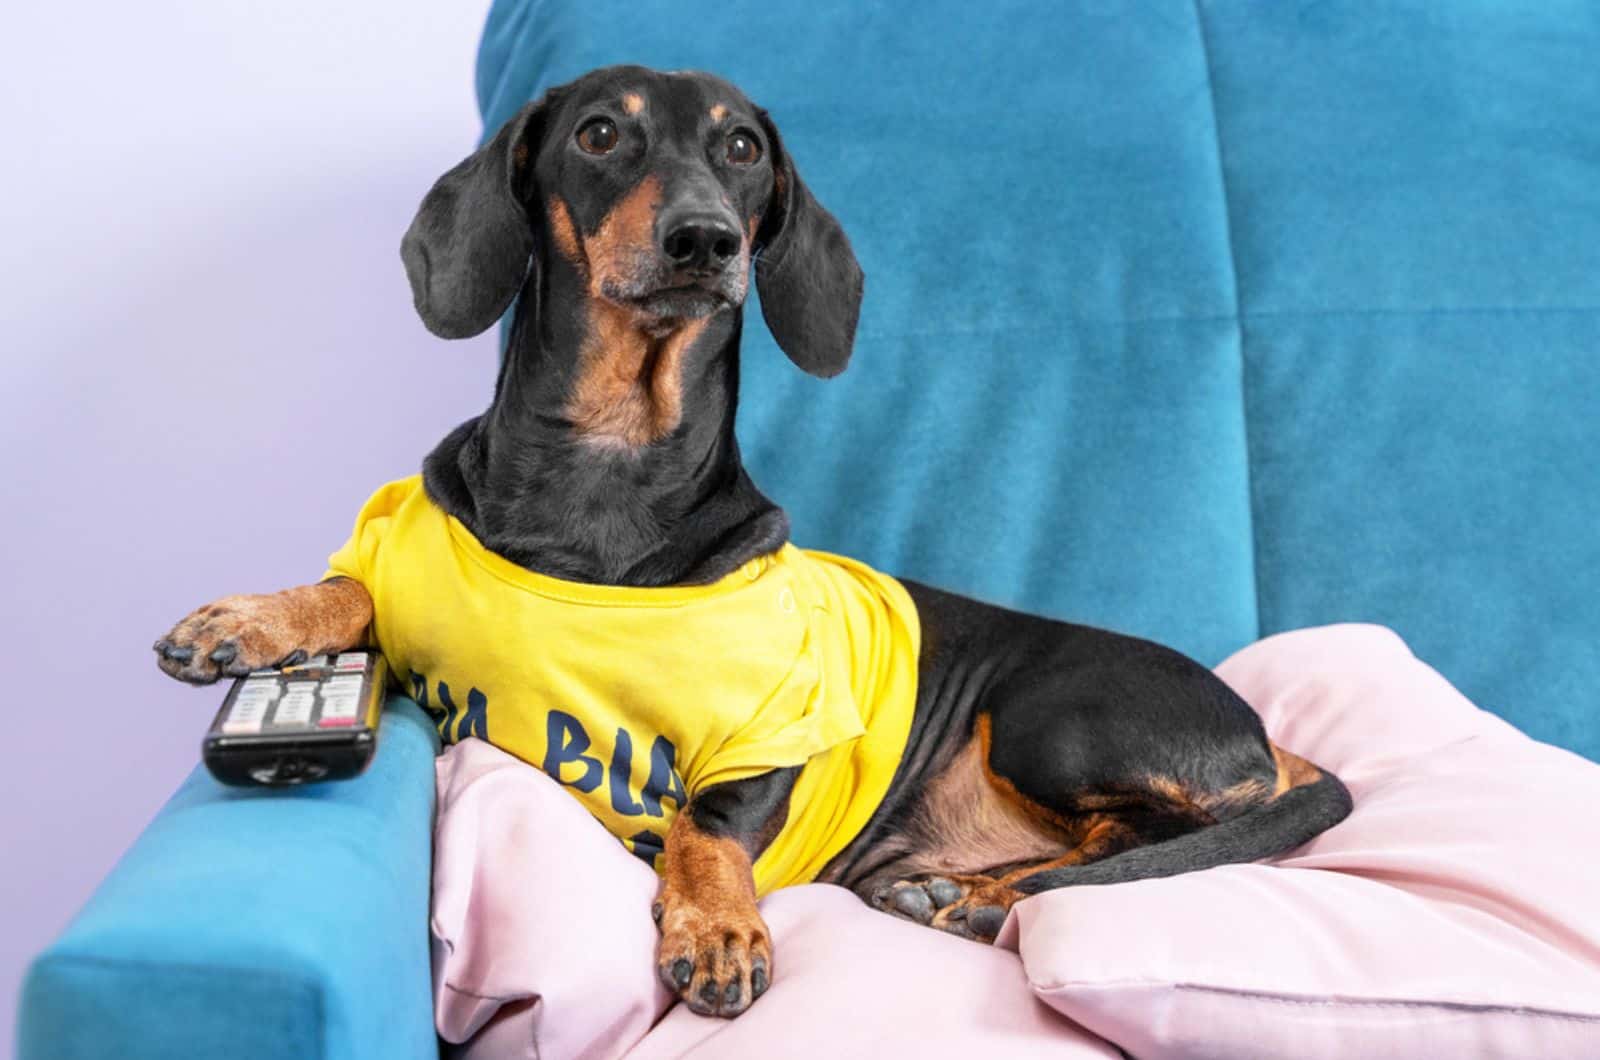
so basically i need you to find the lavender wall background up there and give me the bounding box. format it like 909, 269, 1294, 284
0, 2, 495, 1048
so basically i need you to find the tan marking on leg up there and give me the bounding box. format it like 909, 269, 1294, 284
655, 811, 772, 1018
1145, 774, 1197, 810
926, 814, 1144, 939
974, 713, 1077, 829
622, 92, 644, 115
1271, 744, 1325, 796
155, 578, 372, 685
895, 719, 1066, 879
1207, 775, 1274, 812
993, 815, 1138, 885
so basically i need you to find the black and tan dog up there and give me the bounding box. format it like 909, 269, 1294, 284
155, 66, 1351, 1018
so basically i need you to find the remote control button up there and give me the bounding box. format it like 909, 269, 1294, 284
321, 684, 360, 701
319, 690, 361, 720
229, 683, 277, 707
318, 716, 357, 728
335, 652, 367, 671
223, 684, 276, 734
272, 688, 316, 727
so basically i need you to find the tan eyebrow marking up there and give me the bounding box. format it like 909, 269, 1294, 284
622, 92, 644, 115
709, 104, 728, 122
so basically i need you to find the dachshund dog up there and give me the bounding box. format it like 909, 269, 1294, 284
154, 65, 1351, 1019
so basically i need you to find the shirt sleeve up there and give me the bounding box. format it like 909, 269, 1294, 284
691, 608, 867, 792
322, 476, 416, 585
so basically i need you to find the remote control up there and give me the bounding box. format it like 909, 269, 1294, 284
202, 651, 388, 786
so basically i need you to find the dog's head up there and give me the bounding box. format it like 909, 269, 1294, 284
401, 65, 863, 382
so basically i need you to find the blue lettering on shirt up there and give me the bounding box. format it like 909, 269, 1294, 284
608, 727, 647, 816
458, 686, 489, 741
544, 709, 603, 793
411, 669, 690, 821
641, 734, 688, 816
628, 829, 665, 868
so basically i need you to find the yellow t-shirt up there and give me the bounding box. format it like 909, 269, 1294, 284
326, 475, 919, 895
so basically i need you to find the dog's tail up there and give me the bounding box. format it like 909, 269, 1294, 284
1015, 756, 1353, 894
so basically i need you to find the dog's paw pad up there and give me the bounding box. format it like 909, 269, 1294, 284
872, 875, 981, 926
926, 877, 964, 908
964, 904, 1008, 939
871, 875, 1020, 943
932, 882, 1022, 943
890, 883, 935, 922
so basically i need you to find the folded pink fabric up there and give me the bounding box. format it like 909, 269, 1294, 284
1003, 624, 1600, 1058
627, 885, 1116, 1060
432, 624, 1600, 1058
433, 741, 1111, 1059
432, 742, 672, 1060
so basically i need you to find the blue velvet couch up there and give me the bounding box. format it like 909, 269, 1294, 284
19, 2, 1599, 1056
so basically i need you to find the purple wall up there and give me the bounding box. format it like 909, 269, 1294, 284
1, 3, 495, 1049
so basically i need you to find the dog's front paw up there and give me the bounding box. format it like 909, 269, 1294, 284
154, 595, 308, 685
653, 891, 772, 1018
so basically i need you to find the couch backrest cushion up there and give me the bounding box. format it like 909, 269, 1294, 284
472, 1, 1600, 758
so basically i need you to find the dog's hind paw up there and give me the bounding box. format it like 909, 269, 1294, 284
869, 875, 1020, 943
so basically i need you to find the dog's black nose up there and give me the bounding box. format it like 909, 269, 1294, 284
659, 213, 740, 271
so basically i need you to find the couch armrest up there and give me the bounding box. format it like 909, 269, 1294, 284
17, 697, 441, 1060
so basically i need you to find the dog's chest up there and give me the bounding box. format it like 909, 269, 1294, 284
371, 542, 856, 865
327, 475, 922, 888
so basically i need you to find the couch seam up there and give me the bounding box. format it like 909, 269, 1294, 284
1029, 978, 1600, 1024
1190, 0, 1262, 645
853, 303, 1600, 343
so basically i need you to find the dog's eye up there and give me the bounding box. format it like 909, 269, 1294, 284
725, 129, 761, 166
576, 118, 620, 155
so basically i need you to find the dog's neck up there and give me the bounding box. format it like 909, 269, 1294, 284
422, 257, 789, 587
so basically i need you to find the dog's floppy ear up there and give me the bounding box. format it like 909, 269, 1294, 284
753, 108, 864, 378
401, 97, 555, 339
